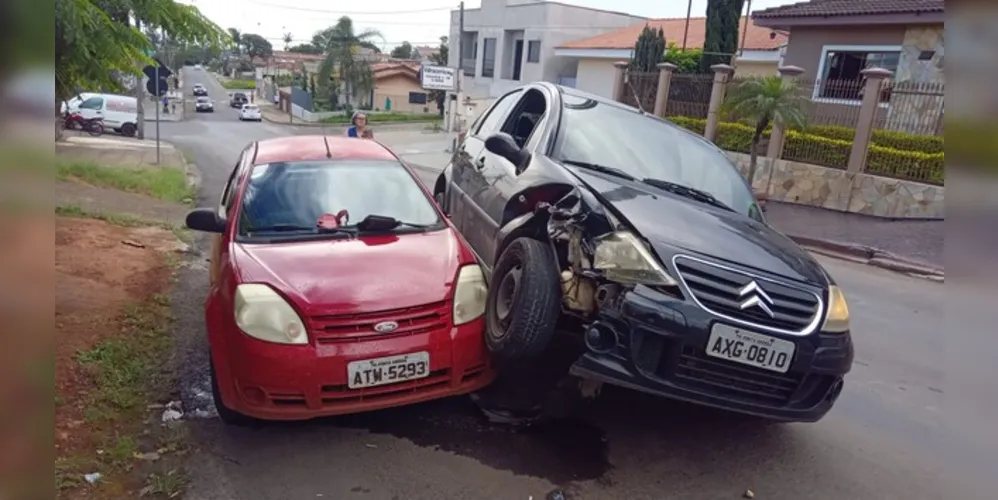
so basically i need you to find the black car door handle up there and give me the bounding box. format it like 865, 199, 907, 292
475, 157, 486, 169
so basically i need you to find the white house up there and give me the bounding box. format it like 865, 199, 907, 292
448, 0, 646, 99
555, 17, 788, 99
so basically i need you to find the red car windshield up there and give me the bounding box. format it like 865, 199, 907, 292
237, 159, 441, 238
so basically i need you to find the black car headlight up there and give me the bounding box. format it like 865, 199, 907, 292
592, 231, 678, 286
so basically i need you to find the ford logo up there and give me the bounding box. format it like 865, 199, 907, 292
373, 321, 399, 333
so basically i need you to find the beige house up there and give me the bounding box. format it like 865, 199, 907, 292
753, 0, 944, 135
369, 62, 433, 114
554, 17, 787, 99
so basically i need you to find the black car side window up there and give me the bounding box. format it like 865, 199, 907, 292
474, 90, 522, 137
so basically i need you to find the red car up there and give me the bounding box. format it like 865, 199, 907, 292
184, 135, 495, 424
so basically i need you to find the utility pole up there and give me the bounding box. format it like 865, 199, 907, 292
449, 1, 464, 135
682, 0, 693, 51
135, 20, 145, 139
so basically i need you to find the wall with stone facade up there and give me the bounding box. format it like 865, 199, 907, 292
727, 153, 944, 219
885, 24, 945, 135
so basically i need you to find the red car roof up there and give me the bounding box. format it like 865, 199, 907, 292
253, 135, 398, 165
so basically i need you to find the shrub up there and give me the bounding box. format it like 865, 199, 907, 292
667, 116, 944, 184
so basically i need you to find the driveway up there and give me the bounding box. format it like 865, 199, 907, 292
161, 67, 990, 500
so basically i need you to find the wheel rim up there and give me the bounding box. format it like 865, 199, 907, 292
493, 264, 523, 336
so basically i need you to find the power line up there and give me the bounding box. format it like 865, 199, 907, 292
244, 1, 454, 15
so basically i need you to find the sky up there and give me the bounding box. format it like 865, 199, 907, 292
179, 0, 797, 51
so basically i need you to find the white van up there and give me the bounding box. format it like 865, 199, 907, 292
61, 92, 99, 115
74, 94, 140, 137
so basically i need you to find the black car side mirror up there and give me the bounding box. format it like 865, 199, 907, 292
186, 208, 226, 233
485, 133, 529, 171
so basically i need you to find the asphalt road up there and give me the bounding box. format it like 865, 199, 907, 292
163, 67, 988, 500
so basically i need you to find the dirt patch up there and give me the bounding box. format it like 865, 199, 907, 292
55, 216, 180, 496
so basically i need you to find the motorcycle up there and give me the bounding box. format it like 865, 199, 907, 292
64, 112, 104, 136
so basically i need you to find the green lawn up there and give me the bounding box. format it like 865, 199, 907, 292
221, 79, 256, 90
57, 161, 193, 204
320, 112, 441, 125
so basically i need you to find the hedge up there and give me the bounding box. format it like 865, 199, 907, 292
667, 116, 944, 184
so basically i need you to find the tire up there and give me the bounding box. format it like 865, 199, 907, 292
120, 123, 136, 137
485, 237, 562, 361
86, 122, 104, 136
209, 359, 252, 426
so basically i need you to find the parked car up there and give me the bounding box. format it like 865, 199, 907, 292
72, 93, 139, 137
433, 83, 854, 424
230, 92, 248, 108
184, 135, 495, 424
239, 104, 262, 121
192, 84, 208, 96
195, 96, 214, 112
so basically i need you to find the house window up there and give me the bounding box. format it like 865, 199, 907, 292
527, 40, 541, 63
408, 92, 428, 105
482, 38, 497, 78
816, 45, 901, 102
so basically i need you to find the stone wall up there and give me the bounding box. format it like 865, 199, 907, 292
727, 153, 944, 219
885, 25, 945, 135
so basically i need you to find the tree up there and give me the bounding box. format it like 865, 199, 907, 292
722, 75, 807, 186
427, 36, 449, 117
701, 0, 745, 71
227, 27, 242, 55
391, 41, 414, 59
629, 25, 665, 72
282, 32, 293, 51
55, 0, 228, 103
288, 43, 322, 54
313, 17, 383, 107
309, 74, 317, 97
241, 33, 273, 61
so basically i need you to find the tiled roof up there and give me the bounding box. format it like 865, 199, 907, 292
753, 0, 944, 19
558, 17, 785, 51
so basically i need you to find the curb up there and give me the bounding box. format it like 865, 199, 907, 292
787, 234, 944, 281
171, 143, 202, 195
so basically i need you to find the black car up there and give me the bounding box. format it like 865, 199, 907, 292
433, 83, 854, 423
230, 92, 248, 108
192, 85, 207, 96
195, 96, 213, 112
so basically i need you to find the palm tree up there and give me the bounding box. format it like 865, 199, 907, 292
314, 17, 383, 107
722, 75, 807, 186
283, 32, 293, 51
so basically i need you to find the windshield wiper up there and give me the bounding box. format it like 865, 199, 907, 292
641, 178, 735, 212
248, 224, 356, 235
560, 159, 637, 182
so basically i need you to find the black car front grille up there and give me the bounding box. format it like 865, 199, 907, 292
672, 345, 803, 405
673, 256, 821, 334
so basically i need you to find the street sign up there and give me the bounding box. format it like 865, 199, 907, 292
146, 76, 170, 97
142, 58, 173, 80
419, 65, 456, 91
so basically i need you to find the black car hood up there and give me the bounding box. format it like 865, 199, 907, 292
566, 167, 828, 286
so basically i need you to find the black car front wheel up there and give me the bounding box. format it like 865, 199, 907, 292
485, 237, 562, 362
209, 359, 252, 426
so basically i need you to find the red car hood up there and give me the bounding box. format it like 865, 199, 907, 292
232, 228, 466, 314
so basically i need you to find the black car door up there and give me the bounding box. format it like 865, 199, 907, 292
450, 89, 523, 261
472, 86, 553, 267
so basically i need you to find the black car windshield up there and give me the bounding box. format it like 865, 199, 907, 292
556, 95, 757, 216
237, 159, 442, 239
196, 97, 209, 102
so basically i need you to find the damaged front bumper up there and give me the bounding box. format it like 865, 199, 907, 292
568, 284, 853, 422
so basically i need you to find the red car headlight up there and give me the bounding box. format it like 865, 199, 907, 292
453, 265, 486, 326
233, 284, 308, 344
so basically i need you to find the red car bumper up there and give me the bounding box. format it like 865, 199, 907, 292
207, 302, 493, 421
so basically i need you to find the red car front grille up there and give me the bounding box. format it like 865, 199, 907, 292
309, 300, 450, 344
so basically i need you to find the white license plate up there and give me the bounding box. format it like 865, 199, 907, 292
705, 324, 796, 373
347, 352, 431, 389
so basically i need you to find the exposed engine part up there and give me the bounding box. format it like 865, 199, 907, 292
595, 284, 623, 310
584, 321, 618, 354
560, 269, 596, 313
578, 378, 604, 400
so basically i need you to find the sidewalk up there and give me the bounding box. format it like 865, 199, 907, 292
764, 201, 943, 271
